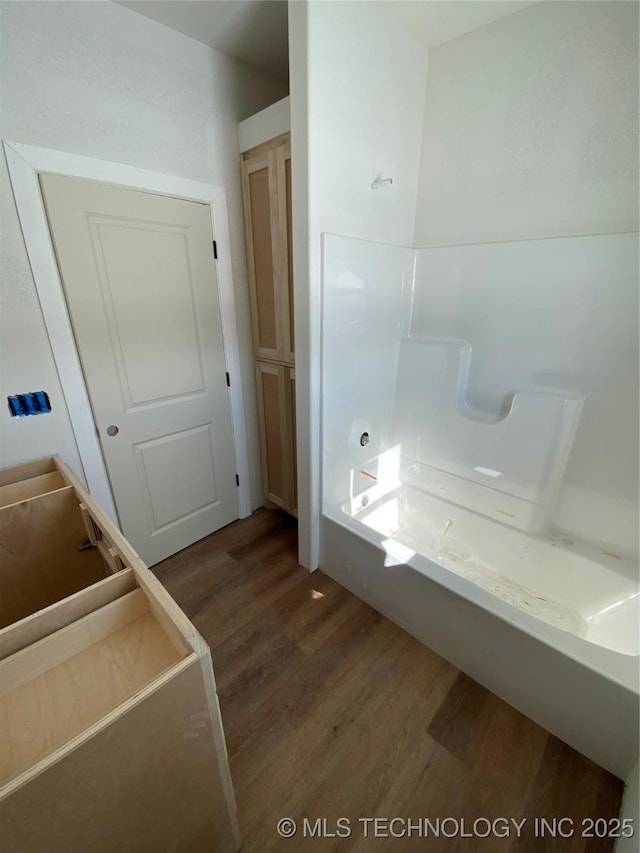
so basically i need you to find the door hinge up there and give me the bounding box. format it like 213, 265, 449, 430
226, 372, 230, 387
212, 240, 218, 259
235, 474, 240, 486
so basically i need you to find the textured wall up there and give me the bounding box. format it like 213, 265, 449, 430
0, 0, 286, 508
414, 1, 639, 245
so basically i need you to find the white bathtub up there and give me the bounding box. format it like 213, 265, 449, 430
320, 231, 639, 780
321, 485, 639, 779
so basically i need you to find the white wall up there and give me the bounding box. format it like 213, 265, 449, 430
414, 0, 639, 245
290, 0, 429, 568
238, 96, 290, 153
0, 0, 287, 509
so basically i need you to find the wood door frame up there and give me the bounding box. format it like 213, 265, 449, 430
4, 141, 252, 524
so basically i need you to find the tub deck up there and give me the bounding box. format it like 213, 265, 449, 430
346, 484, 639, 657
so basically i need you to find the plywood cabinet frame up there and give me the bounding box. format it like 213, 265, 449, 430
241, 131, 297, 515
0, 458, 113, 629
0, 455, 241, 853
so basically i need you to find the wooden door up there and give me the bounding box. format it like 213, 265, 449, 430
255, 361, 287, 509
40, 175, 239, 566
254, 361, 296, 515
240, 132, 296, 515
241, 149, 283, 361
241, 134, 294, 364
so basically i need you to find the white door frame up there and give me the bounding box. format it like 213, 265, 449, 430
4, 140, 252, 525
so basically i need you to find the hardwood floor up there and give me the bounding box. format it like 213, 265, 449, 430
154, 509, 624, 853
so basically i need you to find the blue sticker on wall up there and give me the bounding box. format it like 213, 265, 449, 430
8, 391, 51, 417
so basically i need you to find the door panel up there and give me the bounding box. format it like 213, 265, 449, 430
40, 174, 238, 565
254, 360, 297, 514
248, 164, 278, 355
134, 423, 219, 531
91, 220, 206, 405
255, 361, 286, 508
241, 152, 283, 361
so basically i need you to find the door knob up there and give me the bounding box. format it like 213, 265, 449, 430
106, 424, 119, 437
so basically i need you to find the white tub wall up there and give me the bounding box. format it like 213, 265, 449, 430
0, 0, 287, 509
614, 760, 639, 853
322, 236, 413, 508
290, 0, 429, 568
238, 96, 290, 153
404, 233, 639, 553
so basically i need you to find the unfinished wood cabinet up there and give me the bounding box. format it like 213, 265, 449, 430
0, 457, 109, 628
241, 133, 293, 365
241, 132, 297, 515
0, 456, 240, 853
255, 362, 297, 514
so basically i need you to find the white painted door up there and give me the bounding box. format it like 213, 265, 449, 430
40, 174, 239, 566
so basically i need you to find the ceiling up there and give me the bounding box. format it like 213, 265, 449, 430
397, 1, 538, 47
117, 1, 538, 85
117, 1, 290, 81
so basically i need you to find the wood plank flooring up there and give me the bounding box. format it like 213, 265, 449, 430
154, 509, 624, 853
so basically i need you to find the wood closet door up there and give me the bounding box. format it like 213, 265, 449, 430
242, 150, 283, 361
255, 361, 296, 513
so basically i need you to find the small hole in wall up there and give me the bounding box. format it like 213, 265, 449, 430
7, 391, 51, 417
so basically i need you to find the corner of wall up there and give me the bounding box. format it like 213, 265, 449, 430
289, 0, 317, 571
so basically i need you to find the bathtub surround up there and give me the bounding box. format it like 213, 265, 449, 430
324, 232, 639, 555
303, 3, 638, 784
291, 0, 639, 574
321, 232, 639, 779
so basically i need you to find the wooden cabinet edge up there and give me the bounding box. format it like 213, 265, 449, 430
0, 455, 241, 852
240, 131, 297, 517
